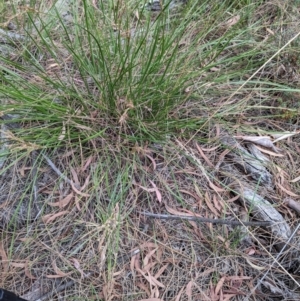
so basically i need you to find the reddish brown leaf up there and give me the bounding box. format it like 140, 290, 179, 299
212, 194, 222, 213
179, 190, 201, 202
154, 264, 168, 280
277, 183, 299, 197
70, 258, 85, 278
255, 145, 284, 157
226, 195, 240, 203
130, 254, 138, 274
11, 262, 26, 268
136, 282, 151, 297
48, 192, 73, 208
25, 260, 36, 279
46, 274, 69, 279
165, 204, 202, 217
75, 196, 81, 210
223, 294, 236, 301
290, 175, 300, 183
70, 167, 80, 187
71, 183, 90, 197
209, 181, 225, 193
51, 259, 71, 278
215, 276, 226, 295
139, 242, 160, 249
149, 180, 162, 203
42, 211, 69, 224
196, 143, 214, 168
0, 242, 8, 273
80, 175, 90, 191
145, 154, 157, 171
143, 262, 156, 273
82, 156, 93, 172
186, 280, 193, 299
204, 192, 220, 217
174, 287, 185, 301
138, 298, 163, 301
137, 181, 161, 203
134, 254, 141, 272
143, 248, 158, 267
137, 268, 165, 288
225, 276, 251, 281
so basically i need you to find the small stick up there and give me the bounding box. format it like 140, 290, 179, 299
141, 212, 271, 227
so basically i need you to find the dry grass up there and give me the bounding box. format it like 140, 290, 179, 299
1, 0, 300, 300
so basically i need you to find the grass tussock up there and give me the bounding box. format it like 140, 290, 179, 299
1, 0, 300, 300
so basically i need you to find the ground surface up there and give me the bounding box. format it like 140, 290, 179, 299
1, 1, 300, 300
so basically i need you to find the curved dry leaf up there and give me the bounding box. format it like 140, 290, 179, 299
137, 268, 165, 288
51, 259, 71, 277
225, 276, 251, 281
0, 242, 8, 273
48, 192, 73, 208
70, 167, 80, 187
215, 276, 226, 295
143, 262, 157, 273
225, 15, 240, 27
70, 257, 86, 278
134, 257, 141, 274
271, 130, 300, 142
196, 143, 214, 167
186, 280, 193, 298
149, 180, 162, 203
200, 146, 219, 152
290, 175, 300, 183
165, 204, 201, 217
71, 183, 90, 197
75, 195, 81, 211
138, 298, 164, 301
209, 181, 225, 192
42, 211, 69, 224
145, 154, 157, 171
234, 135, 282, 153
154, 264, 168, 280
179, 189, 201, 201
81, 174, 90, 191
213, 194, 223, 212
25, 260, 37, 279
130, 254, 137, 274
81, 156, 93, 172
136, 282, 151, 297
150, 277, 165, 289
223, 294, 237, 301
175, 287, 185, 301
277, 183, 299, 197
139, 242, 159, 250
204, 192, 220, 217
143, 248, 158, 267
46, 274, 69, 279
58, 122, 66, 141
245, 258, 265, 271
254, 145, 284, 157
11, 262, 26, 268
